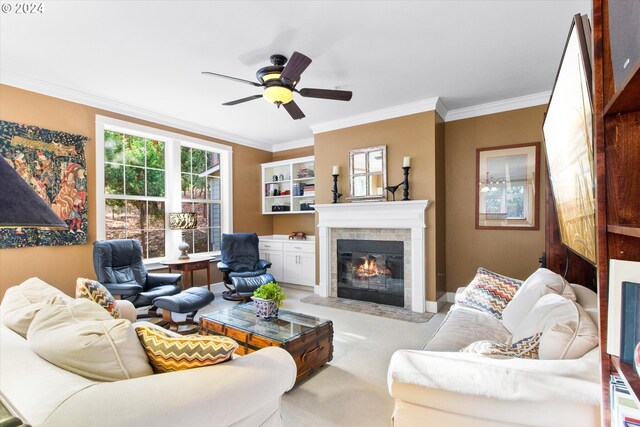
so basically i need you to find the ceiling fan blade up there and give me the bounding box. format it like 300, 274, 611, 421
222, 94, 263, 106
283, 101, 305, 120
280, 52, 312, 85
299, 88, 353, 101
201, 71, 262, 87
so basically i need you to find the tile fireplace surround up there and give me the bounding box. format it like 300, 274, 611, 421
315, 200, 432, 313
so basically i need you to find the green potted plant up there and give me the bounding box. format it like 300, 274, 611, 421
252, 281, 286, 319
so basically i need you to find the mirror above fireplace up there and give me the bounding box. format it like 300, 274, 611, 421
348, 145, 387, 201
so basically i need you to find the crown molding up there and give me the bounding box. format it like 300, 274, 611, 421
444, 91, 551, 122
310, 97, 445, 134
0, 70, 273, 152
271, 137, 314, 152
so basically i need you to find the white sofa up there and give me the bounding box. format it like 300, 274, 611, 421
388, 272, 601, 427
0, 280, 297, 427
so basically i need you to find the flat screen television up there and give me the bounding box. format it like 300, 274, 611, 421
542, 14, 596, 265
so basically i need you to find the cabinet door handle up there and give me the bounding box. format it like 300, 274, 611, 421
264, 244, 271, 248
294, 246, 302, 249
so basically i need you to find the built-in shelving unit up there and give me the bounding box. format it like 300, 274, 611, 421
261, 156, 315, 215
593, 0, 640, 424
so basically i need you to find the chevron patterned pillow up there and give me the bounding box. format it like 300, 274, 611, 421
76, 278, 120, 319
460, 333, 542, 359
457, 268, 522, 319
135, 324, 238, 373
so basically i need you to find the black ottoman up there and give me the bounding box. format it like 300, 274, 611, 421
153, 287, 215, 334
231, 273, 276, 300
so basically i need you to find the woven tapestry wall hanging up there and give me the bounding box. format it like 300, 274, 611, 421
0, 120, 89, 248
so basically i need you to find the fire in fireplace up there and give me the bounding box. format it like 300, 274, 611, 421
355, 256, 391, 279
337, 239, 404, 307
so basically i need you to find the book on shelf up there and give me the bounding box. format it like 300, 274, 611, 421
621, 281, 640, 365
611, 373, 640, 427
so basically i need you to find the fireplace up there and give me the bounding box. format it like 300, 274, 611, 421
337, 239, 404, 307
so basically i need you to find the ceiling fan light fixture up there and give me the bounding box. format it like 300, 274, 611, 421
262, 73, 281, 82
263, 85, 293, 105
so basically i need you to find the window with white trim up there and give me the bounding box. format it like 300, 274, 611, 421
95, 116, 232, 262
180, 146, 222, 254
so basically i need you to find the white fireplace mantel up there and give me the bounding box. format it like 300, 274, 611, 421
314, 200, 432, 313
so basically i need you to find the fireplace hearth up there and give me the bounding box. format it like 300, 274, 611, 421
337, 239, 404, 307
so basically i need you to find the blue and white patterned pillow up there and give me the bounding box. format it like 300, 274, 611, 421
457, 268, 522, 319
461, 333, 542, 359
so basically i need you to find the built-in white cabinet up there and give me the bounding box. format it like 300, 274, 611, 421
258, 241, 284, 280
259, 235, 315, 287
261, 156, 315, 214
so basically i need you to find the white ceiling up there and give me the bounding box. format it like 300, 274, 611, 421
0, 1, 590, 150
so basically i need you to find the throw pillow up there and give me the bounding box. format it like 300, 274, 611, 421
510, 293, 599, 360
456, 268, 522, 319
1, 277, 72, 337
135, 323, 238, 373
502, 268, 576, 334
75, 277, 120, 319
27, 298, 152, 381
461, 333, 542, 359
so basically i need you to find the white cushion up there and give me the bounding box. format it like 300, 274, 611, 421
502, 268, 576, 334
424, 305, 511, 351
27, 298, 153, 381
1, 277, 72, 337
540, 302, 599, 360
511, 294, 598, 360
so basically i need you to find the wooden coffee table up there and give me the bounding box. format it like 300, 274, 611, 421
200, 303, 333, 384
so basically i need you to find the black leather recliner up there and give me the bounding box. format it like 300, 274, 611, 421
218, 233, 273, 301
93, 239, 182, 307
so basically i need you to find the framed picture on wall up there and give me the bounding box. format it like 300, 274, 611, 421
475, 142, 540, 230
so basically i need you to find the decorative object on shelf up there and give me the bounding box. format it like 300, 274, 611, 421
476, 143, 540, 231
402, 156, 411, 201
0, 120, 88, 248
348, 145, 387, 202
169, 212, 197, 259
331, 172, 342, 204
252, 281, 286, 319
288, 231, 307, 240
271, 204, 290, 212
402, 167, 411, 201
385, 183, 403, 201
635, 342, 640, 374
297, 168, 314, 178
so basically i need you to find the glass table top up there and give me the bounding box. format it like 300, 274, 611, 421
201, 302, 331, 343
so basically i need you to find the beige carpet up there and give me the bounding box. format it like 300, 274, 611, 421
195, 286, 449, 427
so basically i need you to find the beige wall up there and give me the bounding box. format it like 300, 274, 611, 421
0, 84, 272, 298
445, 105, 547, 292
0, 83, 547, 303
314, 111, 443, 301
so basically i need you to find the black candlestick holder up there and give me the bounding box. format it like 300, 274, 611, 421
331, 174, 342, 203
402, 166, 410, 200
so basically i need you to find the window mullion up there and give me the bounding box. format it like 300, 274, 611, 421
166, 139, 182, 259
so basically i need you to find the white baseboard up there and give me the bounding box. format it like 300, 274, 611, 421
425, 293, 448, 313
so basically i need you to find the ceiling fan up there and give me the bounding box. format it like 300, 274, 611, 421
202, 51, 352, 120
